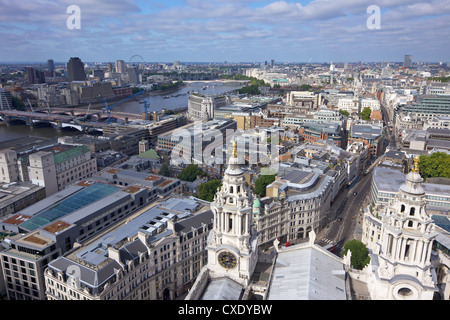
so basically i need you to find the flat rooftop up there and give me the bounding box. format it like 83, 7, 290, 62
18, 182, 120, 232
74, 197, 205, 266
267, 243, 347, 300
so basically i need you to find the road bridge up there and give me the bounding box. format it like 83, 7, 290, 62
0, 109, 144, 133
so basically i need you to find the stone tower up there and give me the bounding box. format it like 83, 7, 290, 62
368, 156, 438, 300
206, 141, 259, 286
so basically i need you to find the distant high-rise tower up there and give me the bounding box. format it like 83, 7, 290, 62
127, 66, 140, 84
404, 55, 413, 68
47, 59, 54, 73
270, 59, 275, 68
67, 57, 85, 82
26, 67, 45, 84
0, 88, 12, 110
115, 60, 126, 74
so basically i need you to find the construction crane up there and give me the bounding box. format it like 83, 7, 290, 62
142, 98, 151, 120
26, 98, 34, 112
102, 90, 144, 123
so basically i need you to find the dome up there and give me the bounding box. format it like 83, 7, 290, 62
253, 196, 261, 208
225, 140, 243, 176
399, 156, 424, 195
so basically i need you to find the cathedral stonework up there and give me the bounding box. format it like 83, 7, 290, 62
206, 141, 259, 286
364, 156, 438, 300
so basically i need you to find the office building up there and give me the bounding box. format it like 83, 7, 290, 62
44, 197, 212, 300
28, 145, 97, 197
187, 93, 230, 121
127, 66, 140, 84
404, 55, 413, 68
360, 98, 381, 112
91, 167, 182, 198
47, 59, 54, 74
0, 178, 160, 300
286, 91, 321, 109
115, 60, 126, 74
0, 88, 12, 110
0, 182, 46, 218
70, 81, 115, 104
157, 120, 236, 165
370, 166, 450, 214
400, 128, 450, 152
348, 123, 385, 159
259, 168, 333, 247
0, 148, 19, 183
398, 95, 450, 121
67, 57, 85, 82
26, 67, 45, 85
299, 122, 346, 148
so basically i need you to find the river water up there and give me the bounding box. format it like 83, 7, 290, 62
0, 81, 244, 143
114, 80, 244, 113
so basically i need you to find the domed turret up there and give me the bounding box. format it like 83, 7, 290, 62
253, 196, 261, 208
400, 156, 424, 195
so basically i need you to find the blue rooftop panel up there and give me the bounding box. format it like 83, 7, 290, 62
19, 183, 120, 231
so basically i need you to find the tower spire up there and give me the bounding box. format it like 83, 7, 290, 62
412, 155, 420, 174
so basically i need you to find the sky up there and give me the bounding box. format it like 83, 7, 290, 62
0, 0, 449, 64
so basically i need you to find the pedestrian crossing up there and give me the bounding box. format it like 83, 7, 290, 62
317, 237, 344, 254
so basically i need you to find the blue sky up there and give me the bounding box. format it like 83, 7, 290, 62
0, 0, 449, 63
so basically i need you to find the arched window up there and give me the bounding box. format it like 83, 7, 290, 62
297, 227, 304, 239
401, 204, 405, 213
409, 207, 415, 216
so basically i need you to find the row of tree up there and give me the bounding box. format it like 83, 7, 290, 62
419, 152, 450, 179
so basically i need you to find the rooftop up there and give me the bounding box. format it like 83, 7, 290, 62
18, 183, 120, 232
74, 197, 205, 266
42, 220, 72, 234
267, 242, 347, 300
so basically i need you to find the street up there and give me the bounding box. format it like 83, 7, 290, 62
317, 170, 373, 256
316, 103, 394, 256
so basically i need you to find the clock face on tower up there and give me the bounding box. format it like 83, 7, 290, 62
218, 251, 237, 269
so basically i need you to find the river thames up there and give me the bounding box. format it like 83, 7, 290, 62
0, 81, 244, 143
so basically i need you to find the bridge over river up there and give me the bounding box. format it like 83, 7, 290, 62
0, 109, 147, 133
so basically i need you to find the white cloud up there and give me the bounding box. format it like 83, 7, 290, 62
0, 0, 448, 62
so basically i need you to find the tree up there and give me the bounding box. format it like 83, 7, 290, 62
419, 152, 450, 179
360, 107, 372, 121
254, 174, 276, 197
159, 164, 171, 177
197, 179, 222, 202
300, 84, 312, 91
178, 164, 206, 182
11, 96, 26, 111
339, 109, 350, 117
238, 85, 261, 95
341, 239, 370, 270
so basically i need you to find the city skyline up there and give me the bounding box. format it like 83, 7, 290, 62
0, 0, 449, 64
